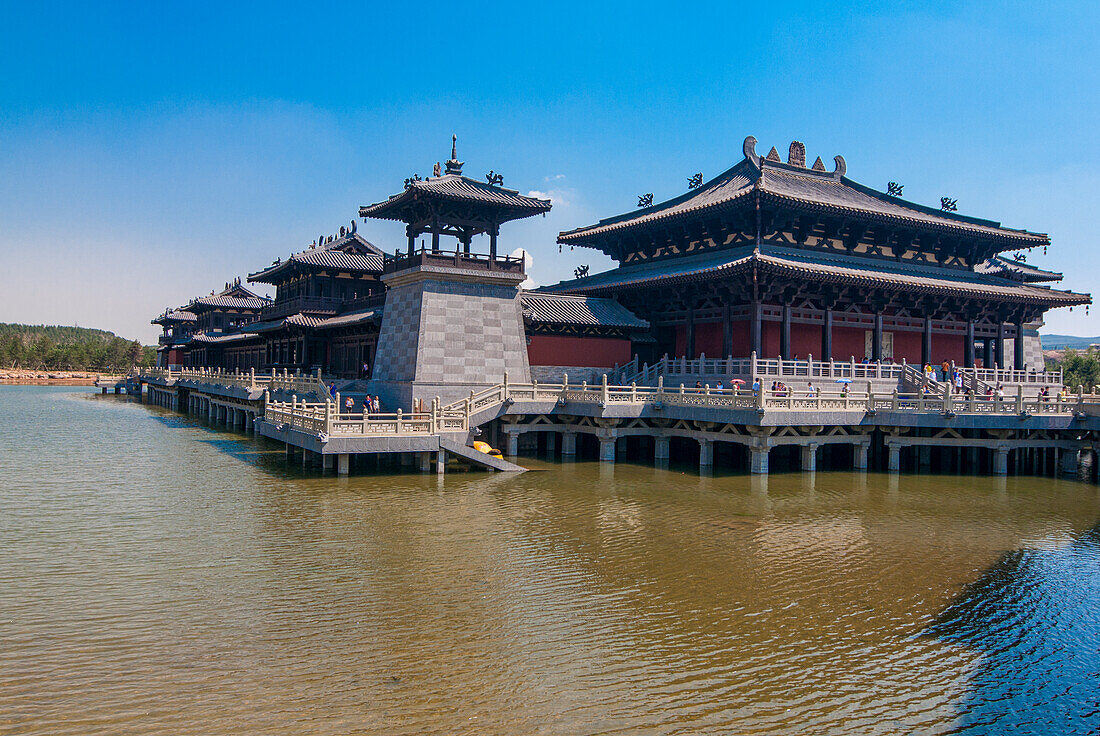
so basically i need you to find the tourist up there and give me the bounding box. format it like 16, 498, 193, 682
362, 361, 369, 378
840, 382, 850, 397
954, 371, 963, 392
807, 381, 817, 397
941, 360, 951, 381
329, 383, 337, 400
344, 395, 355, 414
372, 395, 381, 412
752, 378, 761, 395
715, 380, 723, 391
695, 380, 703, 390
362, 396, 372, 415
995, 383, 1005, 401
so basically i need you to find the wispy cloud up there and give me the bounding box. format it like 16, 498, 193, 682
527, 188, 572, 207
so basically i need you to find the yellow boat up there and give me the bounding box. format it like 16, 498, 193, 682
472, 440, 503, 459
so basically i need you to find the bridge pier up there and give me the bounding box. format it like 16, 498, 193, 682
750, 447, 769, 475
1061, 448, 1080, 476
854, 442, 870, 471
993, 446, 1009, 475
654, 435, 670, 462
801, 443, 818, 472
506, 432, 519, 457
561, 431, 577, 459
337, 453, 349, 475
323, 454, 334, 472
698, 438, 713, 468
598, 437, 616, 463
436, 451, 446, 475
888, 445, 901, 473
419, 452, 431, 473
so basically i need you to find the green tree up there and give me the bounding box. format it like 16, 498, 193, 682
1050, 349, 1100, 391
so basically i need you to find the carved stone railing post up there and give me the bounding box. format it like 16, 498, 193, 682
601, 373, 609, 405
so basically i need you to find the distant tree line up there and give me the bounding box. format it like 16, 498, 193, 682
0, 323, 157, 371
1046, 348, 1100, 391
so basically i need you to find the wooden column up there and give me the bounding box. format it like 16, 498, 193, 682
1014, 320, 1026, 370
750, 300, 763, 357
431, 211, 440, 253
686, 305, 696, 359
721, 304, 732, 357
406, 225, 415, 256
965, 320, 975, 368
984, 337, 993, 368
489, 224, 498, 260
872, 311, 883, 362
780, 304, 791, 358
922, 315, 932, 366
996, 323, 1007, 369
822, 307, 833, 361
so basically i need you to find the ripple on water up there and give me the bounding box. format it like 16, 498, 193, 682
0, 386, 1099, 735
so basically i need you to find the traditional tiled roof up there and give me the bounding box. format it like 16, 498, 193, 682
248, 232, 384, 284
313, 307, 384, 330
246, 313, 324, 333
522, 292, 648, 329
189, 331, 262, 345
543, 243, 1090, 306
151, 309, 197, 325
187, 282, 271, 312
975, 256, 1062, 283
360, 175, 551, 222
559, 136, 1049, 248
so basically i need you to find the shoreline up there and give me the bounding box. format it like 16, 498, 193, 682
0, 371, 120, 386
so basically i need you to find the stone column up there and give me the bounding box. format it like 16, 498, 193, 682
993, 446, 1009, 475
616, 436, 628, 455
436, 451, 446, 475
887, 444, 901, 473
722, 304, 733, 358
323, 454, 334, 472
983, 338, 993, 369
698, 438, 713, 468
598, 437, 616, 464
801, 442, 818, 472
685, 305, 696, 359
654, 435, 670, 462
918, 446, 931, 470
561, 432, 577, 457
854, 441, 870, 471
419, 452, 431, 473
337, 453, 350, 475
750, 446, 769, 475
822, 307, 833, 361
545, 432, 557, 456
996, 324, 1007, 369
506, 431, 520, 457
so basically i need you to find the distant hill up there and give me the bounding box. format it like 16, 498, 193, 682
1039, 335, 1100, 350
0, 323, 156, 371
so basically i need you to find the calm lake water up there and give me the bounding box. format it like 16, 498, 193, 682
2, 386, 1099, 735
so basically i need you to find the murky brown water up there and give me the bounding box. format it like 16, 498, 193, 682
2, 386, 1099, 735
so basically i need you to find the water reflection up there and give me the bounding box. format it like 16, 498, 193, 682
923, 523, 1100, 734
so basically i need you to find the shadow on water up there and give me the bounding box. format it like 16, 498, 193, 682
921, 521, 1100, 735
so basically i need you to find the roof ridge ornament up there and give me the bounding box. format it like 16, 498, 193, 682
445, 134, 463, 175
788, 141, 806, 167
743, 136, 761, 168
811, 156, 826, 172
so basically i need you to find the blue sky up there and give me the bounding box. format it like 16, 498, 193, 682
1, 1, 1097, 343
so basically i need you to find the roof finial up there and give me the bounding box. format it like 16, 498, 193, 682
445, 134, 464, 175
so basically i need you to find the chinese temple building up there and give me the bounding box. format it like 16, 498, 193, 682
549, 136, 1088, 370
152, 280, 270, 367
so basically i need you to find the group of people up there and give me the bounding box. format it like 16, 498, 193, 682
328, 383, 382, 415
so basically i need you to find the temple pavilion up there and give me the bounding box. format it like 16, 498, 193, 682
547, 136, 1089, 370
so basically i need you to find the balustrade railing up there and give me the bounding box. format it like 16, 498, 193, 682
616, 352, 1063, 387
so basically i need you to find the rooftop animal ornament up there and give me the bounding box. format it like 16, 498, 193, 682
887, 181, 904, 197
638, 193, 653, 207
433, 161, 442, 177
940, 196, 958, 212
485, 170, 504, 186
1013, 251, 1027, 263
339, 226, 346, 237
574, 264, 590, 279
688, 172, 703, 189
403, 174, 422, 188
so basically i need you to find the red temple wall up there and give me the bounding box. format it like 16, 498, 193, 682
730, 321, 750, 356
694, 322, 723, 357
832, 325, 866, 361
790, 323, 821, 358
527, 334, 632, 368
892, 331, 922, 363
932, 333, 965, 365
